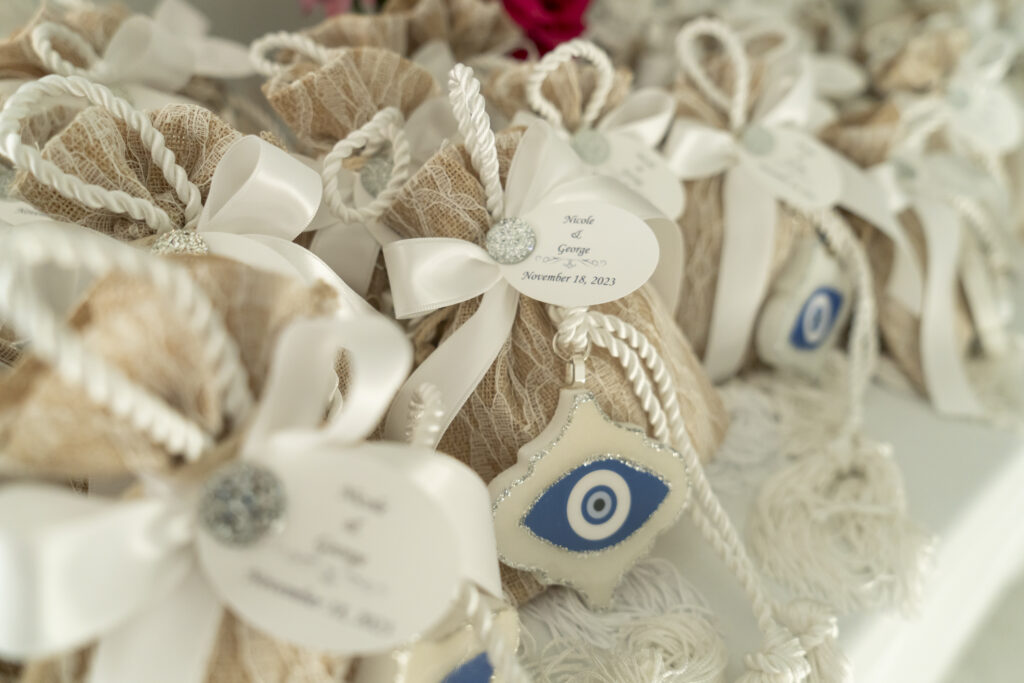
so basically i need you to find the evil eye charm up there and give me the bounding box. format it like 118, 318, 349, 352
442, 652, 492, 683
756, 235, 851, 374
489, 389, 690, 607
790, 287, 844, 350
523, 459, 668, 552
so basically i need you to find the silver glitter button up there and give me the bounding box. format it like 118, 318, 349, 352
360, 153, 394, 198
486, 217, 536, 265
571, 128, 611, 165
199, 462, 286, 546
151, 230, 209, 256
741, 126, 775, 156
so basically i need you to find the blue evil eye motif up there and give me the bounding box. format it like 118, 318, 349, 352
789, 286, 844, 350
442, 652, 492, 683
522, 458, 669, 552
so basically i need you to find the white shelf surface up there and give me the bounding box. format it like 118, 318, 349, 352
654, 385, 1024, 682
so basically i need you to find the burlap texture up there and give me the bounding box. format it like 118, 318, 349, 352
303, 0, 521, 61
263, 47, 439, 155
859, 13, 969, 94
482, 60, 634, 133
0, 256, 337, 480
0, 3, 130, 81
670, 47, 806, 359
824, 103, 973, 395
11, 104, 241, 241
381, 129, 728, 605
4, 255, 345, 682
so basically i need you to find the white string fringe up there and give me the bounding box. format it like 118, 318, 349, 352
527, 39, 615, 131
520, 558, 728, 683
0, 225, 253, 461
0, 75, 203, 232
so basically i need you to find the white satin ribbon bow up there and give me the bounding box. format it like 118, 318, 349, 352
196, 135, 369, 313
664, 54, 922, 381
17, 0, 253, 111
381, 120, 671, 442
0, 313, 499, 682
899, 32, 1023, 158
871, 156, 988, 417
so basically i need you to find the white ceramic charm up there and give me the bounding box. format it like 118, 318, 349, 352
756, 234, 852, 374
488, 388, 690, 607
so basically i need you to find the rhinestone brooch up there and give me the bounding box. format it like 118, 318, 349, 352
485, 217, 537, 265
199, 461, 286, 546
151, 229, 209, 256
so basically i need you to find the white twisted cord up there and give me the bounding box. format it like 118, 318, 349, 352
321, 107, 412, 225
527, 39, 615, 131
448, 64, 504, 221
951, 193, 1011, 274
249, 31, 333, 77
0, 75, 204, 233
814, 210, 879, 440
586, 310, 689, 448
405, 383, 445, 449
547, 306, 813, 679
462, 584, 531, 683
0, 226, 254, 460
676, 17, 752, 132
30, 22, 102, 79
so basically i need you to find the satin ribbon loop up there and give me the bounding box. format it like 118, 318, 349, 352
198, 136, 321, 240
384, 238, 503, 319
596, 87, 678, 148
245, 314, 413, 454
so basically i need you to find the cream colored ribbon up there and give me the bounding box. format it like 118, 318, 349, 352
381, 120, 669, 443
0, 312, 501, 681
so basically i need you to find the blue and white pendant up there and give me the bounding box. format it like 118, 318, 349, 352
756, 234, 851, 374
488, 388, 691, 607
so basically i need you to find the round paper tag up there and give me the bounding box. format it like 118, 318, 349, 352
196, 444, 462, 655
585, 131, 685, 220
738, 125, 843, 211
501, 200, 660, 307
948, 83, 1023, 154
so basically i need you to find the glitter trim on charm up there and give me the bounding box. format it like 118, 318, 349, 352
488, 388, 692, 607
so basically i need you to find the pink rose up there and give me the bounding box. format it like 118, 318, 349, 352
502, 0, 591, 54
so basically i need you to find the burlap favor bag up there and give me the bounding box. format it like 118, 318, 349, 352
858, 11, 969, 95
0, 1, 270, 138
0, 230, 348, 681
380, 124, 726, 605
301, 0, 521, 62
8, 102, 242, 242
664, 24, 813, 375
261, 46, 439, 156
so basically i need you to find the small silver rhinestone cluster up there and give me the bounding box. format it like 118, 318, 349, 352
151, 230, 209, 256
486, 217, 537, 265
199, 462, 286, 546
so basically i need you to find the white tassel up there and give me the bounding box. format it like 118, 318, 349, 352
519, 559, 728, 683
748, 435, 933, 614
778, 600, 851, 683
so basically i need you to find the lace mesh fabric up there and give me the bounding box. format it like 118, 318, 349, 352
11, 104, 242, 241
0, 255, 337, 480
670, 50, 806, 359
302, 0, 521, 61
858, 12, 969, 94
263, 47, 439, 155
3, 256, 345, 683
482, 60, 634, 133
823, 104, 973, 395
382, 129, 728, 605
